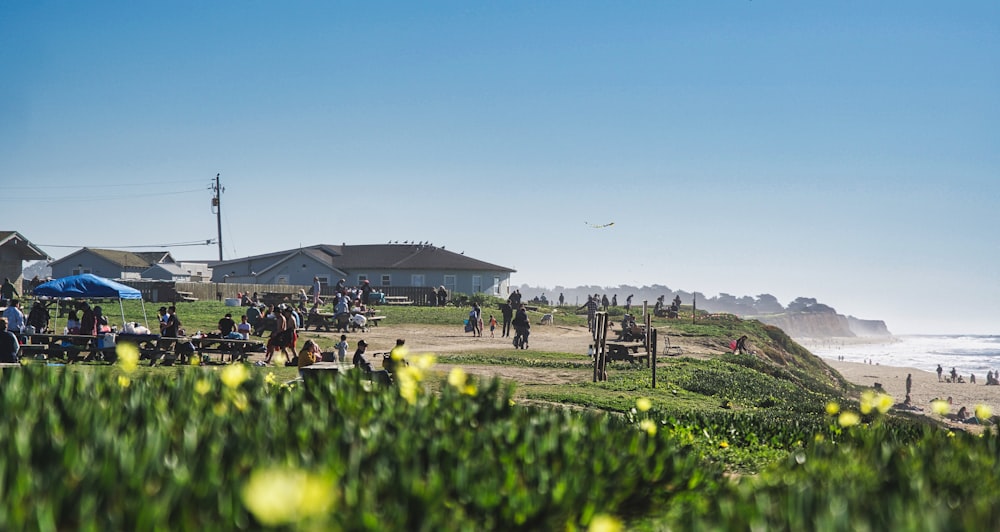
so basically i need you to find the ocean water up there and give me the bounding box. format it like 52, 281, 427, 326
806, 335, 1000, 377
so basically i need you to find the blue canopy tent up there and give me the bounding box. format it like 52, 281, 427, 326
33, 274, 149, 330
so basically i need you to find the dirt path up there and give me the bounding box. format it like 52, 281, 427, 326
288, 322, 720, 385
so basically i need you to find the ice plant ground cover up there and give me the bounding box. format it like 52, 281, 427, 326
2, 300, 999, 529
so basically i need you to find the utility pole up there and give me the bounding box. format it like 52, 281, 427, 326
211, 173, 224, 261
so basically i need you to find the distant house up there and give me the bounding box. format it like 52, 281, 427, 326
50, 248, 176, 280
210, 243, 515, 296
0, 231, 50, 288
143, 262, 213, 282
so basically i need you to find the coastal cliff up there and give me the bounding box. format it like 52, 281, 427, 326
751, 309, 892, 339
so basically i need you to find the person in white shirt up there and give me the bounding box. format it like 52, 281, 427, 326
3, 300, 25, 334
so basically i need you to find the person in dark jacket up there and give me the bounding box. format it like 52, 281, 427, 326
0, 318, 20, 363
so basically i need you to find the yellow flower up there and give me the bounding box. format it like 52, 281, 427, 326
390, 346, 410, 361
448, 367, 467, 388
194, 379, 211, 396
931, 400, 951, 416
636, 397, 652, 412
975, 404, 993, 420
719, 440, 729, 449
875, 393, 894, 414
825, 402, 840, 415
213, 402, 228, 416
638, 419, 657, 436
117, 375, 131, 388
838, 411, 860, 427
264, 372, 277, 386
411, 353, 436, 370
588, 514, 623, 532
116, 342, 140, 373
241, 467, 335, 527
396, 365, 423, 405
447, 367, 477, 396
221, 364, 249, 389
859, 390, 875, 414
232, 391, 249, 412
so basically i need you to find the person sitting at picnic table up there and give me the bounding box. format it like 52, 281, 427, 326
0, 318, 19, 363
66, 310, 81, 334
352, 339, 370, 370
236, 315, 252, 340
94, 306, 111, 333
3, 300, 25, 335
27, 301, 50, 334
297, 339, 321, 375
218, 312, 238, 339
334, 294, 350, 316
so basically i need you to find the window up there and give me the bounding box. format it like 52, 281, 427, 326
443, 275, 456, 293
357, 275, 368, 285
317, 276, 330, 294
472, 275, 482, 294
494, 276, 501, 295
381, 274, 391, 287
411, 274, 425, 287
72, 268, 92, 276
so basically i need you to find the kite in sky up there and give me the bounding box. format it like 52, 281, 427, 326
586, 221, 615, 229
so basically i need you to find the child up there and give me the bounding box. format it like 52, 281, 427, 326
334, 334, 349, 363
488, 315, 498, 338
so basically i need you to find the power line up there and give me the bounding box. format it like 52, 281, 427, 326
37, 239, 217, 249
3, 179, 207, 191
6, 188, 205, 202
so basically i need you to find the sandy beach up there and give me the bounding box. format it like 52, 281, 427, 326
827, 359, 1000, 428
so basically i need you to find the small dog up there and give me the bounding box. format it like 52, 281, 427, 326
540, 314, 553, 325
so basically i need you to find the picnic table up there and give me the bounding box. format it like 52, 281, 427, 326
304, 312, 386, 332
189, 336, 265, 363
604, 341, 651, 366
383, 296, 413, 306
23, 333, 113, 362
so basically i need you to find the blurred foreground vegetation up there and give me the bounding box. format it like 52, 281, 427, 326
4, 300, 999, 529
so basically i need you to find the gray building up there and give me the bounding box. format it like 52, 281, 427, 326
49, 248, 175, 280
210, 243, 515, 296
0, 231, 50, 288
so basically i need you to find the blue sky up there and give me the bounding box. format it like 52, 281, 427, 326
3, 2, 998, 334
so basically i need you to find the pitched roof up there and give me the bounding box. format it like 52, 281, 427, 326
0, 231, 51, 260
87, 248, 155, 269
212, 244, 514, 273
323, 244, 515, 272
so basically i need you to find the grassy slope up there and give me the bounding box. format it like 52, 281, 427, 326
73, 300, 867, 472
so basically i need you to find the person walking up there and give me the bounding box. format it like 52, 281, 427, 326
500, 302, 513, 338
577, 296, 599, 333
906, 373, 913, 395
469, 303, 482, 337
1, 278, 18, 306
937, 364, 943, 382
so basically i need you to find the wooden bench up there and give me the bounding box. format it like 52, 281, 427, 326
175, 291, 199, 302
605, 342, 651, 365
383, 296, 413, 306
367, 315, 385, 327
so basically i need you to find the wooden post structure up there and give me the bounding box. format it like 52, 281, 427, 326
651, 328, 657, 388
594, 312, 609, 382
692, 293, 697, 324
